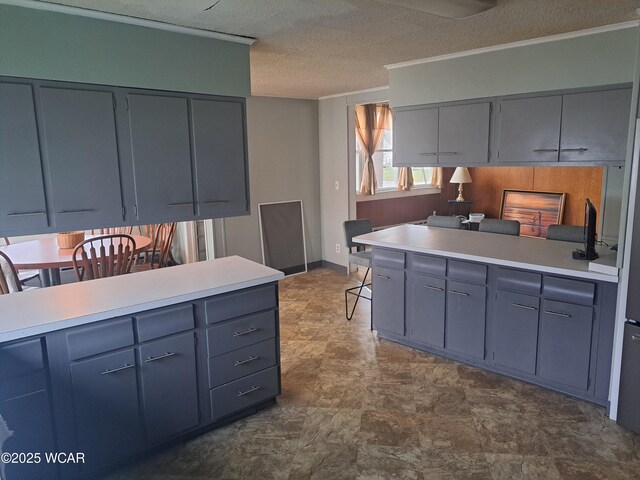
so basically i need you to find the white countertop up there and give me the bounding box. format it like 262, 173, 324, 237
355, 224, 619, 283
0, 256, 284, 343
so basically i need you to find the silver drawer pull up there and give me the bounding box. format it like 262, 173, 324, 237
237, 385, 261, 397
57, 209, 95, 214
512, 303, 537, 311
168, 202, 193, 207
419, 152, 437, 156
438, 151, 458, 155
374, 274, 390, 280
101, 363, 134, 375
7, 211, 46, 217
532, 148, 559, 153
631, 335, 640, 344
424, 285, 444, 291
449, 290, 469, 296
561, 148, 588, 152
203, 200, 229, 205
234, 327, 258, 337
144, 352, 176, 363
235, 355, 259, 366
544, 310, 572, 318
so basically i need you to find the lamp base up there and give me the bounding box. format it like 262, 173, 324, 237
455, 183, 465, 202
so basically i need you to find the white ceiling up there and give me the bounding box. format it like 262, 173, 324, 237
40, 0, 638, 98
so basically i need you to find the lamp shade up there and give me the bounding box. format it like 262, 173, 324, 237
450, 167, 472, 184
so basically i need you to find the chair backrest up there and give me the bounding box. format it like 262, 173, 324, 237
479, 218, 520, 236
72, 234, 137, 281
546, 224, 586, 243
0, 251, 22, 294
426, 215, 463, 230
150, 223, 177, 269
344, 219, 373, 251
1, 237, 9, 246
92, 227, 134, 235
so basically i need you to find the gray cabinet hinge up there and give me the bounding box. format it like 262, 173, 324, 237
492, 351, 495, 360
134, 204, 138, 217
122, 206, 126, 220
587, 377, 591, 389
125, 97, 129, 111
194, 335, 198, 346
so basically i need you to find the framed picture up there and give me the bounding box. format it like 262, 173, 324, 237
500, 190, 566, 238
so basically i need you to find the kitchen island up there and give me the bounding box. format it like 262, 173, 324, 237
0, 256, 283, 480
355, 224, 618, 407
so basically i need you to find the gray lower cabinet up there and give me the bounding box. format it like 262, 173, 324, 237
372, 266, 405, 336
492, 291, 539, 374
410, 273, 445, 348
39, 86, 124, 230
445, 280, 486, 359
617, 322, 640, 434
0, 82, 49, 234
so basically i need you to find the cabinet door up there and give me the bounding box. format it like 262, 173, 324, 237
393, 107, 439, 166
537, 300, 593, 391
191, 99, 248, 218
39, 86, 124, 230
493, 291, 539, 374
438, 102, 490, 165
0, 82, 49, 234
497, 95, 562, 163
410, 273, 445, 348
560, 88, 631, 164
372, 266, 405, 336
446, 281, 486, 359
139, 331, 199, 444
70, 349, 144, 469
128, 94, 194, 222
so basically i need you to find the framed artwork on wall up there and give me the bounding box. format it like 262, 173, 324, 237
500, 190, 566, 238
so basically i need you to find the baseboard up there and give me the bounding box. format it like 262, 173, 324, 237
307, 260, 323, 271
320, 260, 347, 275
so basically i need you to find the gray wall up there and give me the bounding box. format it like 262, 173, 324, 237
0, 4, 250, 97
223, 97, 321, 264
389, 26, 637, 107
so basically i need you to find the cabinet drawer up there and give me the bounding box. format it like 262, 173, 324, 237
67, 318, 134, 361
209, 339, 277, 388
373, 248, 405, 270
495, 268, 541, 295
448, 260, 487, 285
0, 339, 44, 380
207, 310, 276, 357
210, 366, 279, 420
205, 285, 277, 325
543, 276, 595, 306
136, 304, 195, 342
412, 253, 446, 277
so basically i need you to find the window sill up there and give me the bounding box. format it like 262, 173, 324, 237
356, 186, 441, 202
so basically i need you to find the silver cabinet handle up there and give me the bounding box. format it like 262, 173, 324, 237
237, 385, 261, 397
512, 303, 537, 311
57, 209, 95, 214
424, 285, 444, 291
532, 149, 559, 153
561, 148, 588, 152
374, 274, 390, 280
631, 335, 640, 344
449, 290, 469, 296
419, 152, 437, 156
144, 352, 176, 363
235, 355, 259, 366
438, 152, 458, 155
544, 310, 572, 318
101, 363, 135, 375
203, 200, 229, 205
7, 211, 46, 217
168, 202, 193, 207
234, 327, 257, 337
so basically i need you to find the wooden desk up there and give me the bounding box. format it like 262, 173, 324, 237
0, 235, 151, 286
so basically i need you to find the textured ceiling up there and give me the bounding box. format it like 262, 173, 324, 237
39, 0, 638, 98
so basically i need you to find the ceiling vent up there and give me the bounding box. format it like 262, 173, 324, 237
375, 0, 497, 18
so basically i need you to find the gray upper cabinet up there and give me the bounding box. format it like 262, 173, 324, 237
393, 107, 439, 166
127, 93, 195, 223
560, 88, 631, 164
39, 86, 124, 230
191, 99, 249, 218
0, 82, 49, 234
497, 95, 562, 163
438, 102, 490, 165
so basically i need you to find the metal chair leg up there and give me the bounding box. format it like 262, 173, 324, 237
345, 267, 371, 321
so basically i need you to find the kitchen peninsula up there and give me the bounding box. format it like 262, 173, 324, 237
0, 256, 283, 479
355, 224, 618, 406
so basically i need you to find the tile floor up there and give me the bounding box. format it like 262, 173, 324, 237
102, 267, 640, 479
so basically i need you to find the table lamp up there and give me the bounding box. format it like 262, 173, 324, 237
450, 167, 472, 202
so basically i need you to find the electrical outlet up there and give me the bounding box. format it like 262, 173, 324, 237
335, 243, 340, 253
335, 181, 340, 190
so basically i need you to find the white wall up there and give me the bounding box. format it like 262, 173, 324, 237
223, 96, 321, 264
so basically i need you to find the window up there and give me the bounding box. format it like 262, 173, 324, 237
355, 103, 434, 193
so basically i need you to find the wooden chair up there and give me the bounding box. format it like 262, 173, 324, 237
133, 223, 177, 271
2, 237, 40, 286
0, 250, 22, 294
91, 226, 134, 235
72, 234, 137, 282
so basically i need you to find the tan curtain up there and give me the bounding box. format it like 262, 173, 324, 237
430, 167, 443, 188
397, 167, 414, 191
356, 103, 391, 195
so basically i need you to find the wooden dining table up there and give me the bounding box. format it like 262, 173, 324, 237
0, 235, 152, 287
